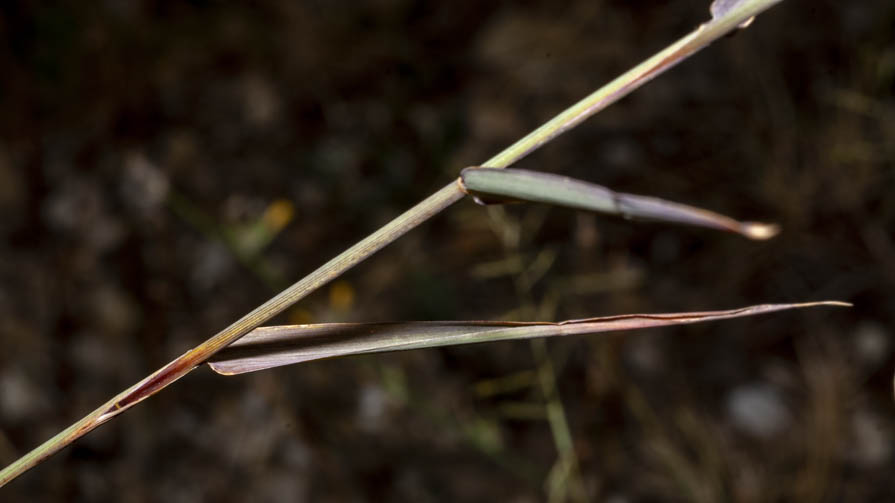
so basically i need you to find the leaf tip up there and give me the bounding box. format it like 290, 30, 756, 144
788, 300, 852, 309
818, 300, 853, 308
741, 222, 780, 240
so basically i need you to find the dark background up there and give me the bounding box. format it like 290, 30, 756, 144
1, 1, 892, 501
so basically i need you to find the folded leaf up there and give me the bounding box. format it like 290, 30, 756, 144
208, 301, 848, 375
459, 167, 779, 240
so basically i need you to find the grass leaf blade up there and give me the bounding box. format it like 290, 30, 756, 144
460, 168, 779, 239
208, 301, 849, 375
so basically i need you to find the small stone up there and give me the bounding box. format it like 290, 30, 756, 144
850, 410, 891, 467
69, 334, 113, 376
624, 334, 664, 375
854, 321, 890, 370
89, 285, 139, 335
357, 382, 389, 432
726, 383, 791, 438
121, 152, 169, 217
44, 177, 102, 232
0, 370, 49, 422
190, 241, 235, 292
242, 74, 281, 128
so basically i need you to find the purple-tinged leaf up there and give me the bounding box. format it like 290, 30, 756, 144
209, 301, 849, 375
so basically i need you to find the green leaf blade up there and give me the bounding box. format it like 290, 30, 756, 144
460, 168, 780, 239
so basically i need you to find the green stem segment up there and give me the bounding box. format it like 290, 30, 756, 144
482, 0, 783, 169
0, 0, 784, 487
0, 183, 464, 487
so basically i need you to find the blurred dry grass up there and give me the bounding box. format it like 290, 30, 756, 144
0, 1, 892, 501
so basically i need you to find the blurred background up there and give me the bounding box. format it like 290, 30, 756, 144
1, 1, 892, 501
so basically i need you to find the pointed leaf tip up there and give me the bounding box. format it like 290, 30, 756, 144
740, 222, 780, 240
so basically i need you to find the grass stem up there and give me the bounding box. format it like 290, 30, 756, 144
0, 0, 785, 487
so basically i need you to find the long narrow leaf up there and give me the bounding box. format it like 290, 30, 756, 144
208, 301, 848, 375
459, 168, 779, 240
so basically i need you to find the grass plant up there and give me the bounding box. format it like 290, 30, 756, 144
0, 0, 848, 490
